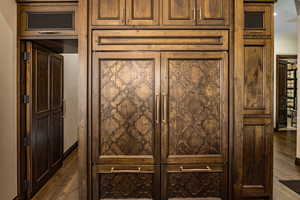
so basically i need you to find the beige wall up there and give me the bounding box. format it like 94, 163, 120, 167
62, 54, 79, 152
0, 0, 18, 199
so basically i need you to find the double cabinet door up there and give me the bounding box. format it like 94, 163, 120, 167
91, 0, 229, 26
92, 51, 229, 200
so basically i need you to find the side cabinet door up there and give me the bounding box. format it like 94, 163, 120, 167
196, 0, 229, 26
49, 54, 64, 172
92, 0, 126, 25
30, 44, 51, 196
163, 0, 196, 25
126, 0, 160, 25
240, 39, 273, 198
92, 52, 161, 165
161, 52, 229, 200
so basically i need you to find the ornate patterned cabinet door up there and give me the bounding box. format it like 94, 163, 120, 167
161, 52, 228, 200
92, 52, 161, 165
161, 52, 228, 164
92, 52, 161, 200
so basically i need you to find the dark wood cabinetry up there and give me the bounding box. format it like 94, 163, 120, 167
15, 0, 275, 199
87, 0, 274, 199
91, 0, 230, 27
20, 3, 78, 39
236, 2, 274, 200
91, 30, 230, 199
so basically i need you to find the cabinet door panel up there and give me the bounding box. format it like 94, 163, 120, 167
163, 0, 196, 25
127, 0, 159, 25
244, 39, 272, 115
162, 164, 227, 199
161, 52, 228, 164
196, 0, 229, 26
241, 118, 273, 197
93, 165, 160, 200
92, 52, 161, 165
244, 3, 273, 37
92, 0, 126, 25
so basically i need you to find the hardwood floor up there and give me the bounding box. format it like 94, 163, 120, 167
31, 132, 300, 200
273, 131, 300, 200
32, 149, 79, 200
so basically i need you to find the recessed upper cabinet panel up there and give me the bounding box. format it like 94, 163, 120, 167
127, 0, 159, 25
163, 0, 196, 25
244, 39, 272, 115
92, 0, 126, 25
245, 3, 273, 37
196, 0, 229, 26
20, 4, 78, 38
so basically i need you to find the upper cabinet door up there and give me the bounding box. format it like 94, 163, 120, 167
92, 0, 126, 25
163, 0, 196, 25
127, 0, 159, 25
196, 0, 229, 26
161, 52, 228, 164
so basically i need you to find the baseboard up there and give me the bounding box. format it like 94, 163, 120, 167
13, 195, 22, 200
63, 141, 78, 160
295, 157, 300, 166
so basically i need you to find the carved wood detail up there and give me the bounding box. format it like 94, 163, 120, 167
99, 173, 154, 199
168, 59, 221, 155
100, 60, 155, 156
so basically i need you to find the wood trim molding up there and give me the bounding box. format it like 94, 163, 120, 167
233, 0, 244, 199
78, 0, 89, 199
13, 195, 22, 200
295, 158, 300, 166
63, 141, 79, 160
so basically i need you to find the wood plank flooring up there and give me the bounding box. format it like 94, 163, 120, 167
273, 131, 300, 200
32, 132, 300, 200
32, 149, 79, 200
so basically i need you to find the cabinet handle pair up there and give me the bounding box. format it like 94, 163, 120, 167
156, 94, 167, 124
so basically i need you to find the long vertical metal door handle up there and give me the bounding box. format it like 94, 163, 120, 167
162, 94, 167, 123
156, 95, 160, 124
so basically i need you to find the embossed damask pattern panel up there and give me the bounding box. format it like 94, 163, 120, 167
167, 172, 224, 198
100, 60, 155, 156
99, 173, 154, 199
168, 60, 221, 155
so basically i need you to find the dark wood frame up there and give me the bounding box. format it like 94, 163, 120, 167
275, 54, 298, 131
16, 1, 89, 200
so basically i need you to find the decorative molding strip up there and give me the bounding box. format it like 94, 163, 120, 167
63, 141, 78, 160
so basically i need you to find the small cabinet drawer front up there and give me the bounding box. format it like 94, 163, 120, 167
244, 3, 273, 37
20, 4, 78, 38
92, 30, 229, 51
162, 164, 227, 200
93, 165, 160, 200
